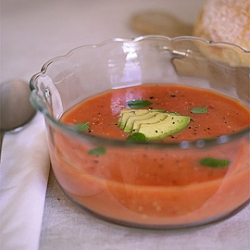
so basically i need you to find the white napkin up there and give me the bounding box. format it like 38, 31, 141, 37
0, 113, 50, 250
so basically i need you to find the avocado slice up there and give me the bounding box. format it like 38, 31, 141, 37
132, 112, 170, 132
138, 115, 190, 140
118, 109, 149, 129
123, 109, 164, 132
118, 108, 190, 141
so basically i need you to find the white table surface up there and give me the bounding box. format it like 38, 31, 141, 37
1, 0, 250, 249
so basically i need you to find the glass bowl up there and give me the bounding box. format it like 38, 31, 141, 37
30, 36, 250, 229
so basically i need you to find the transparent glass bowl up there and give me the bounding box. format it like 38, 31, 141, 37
30, 36, 250, 229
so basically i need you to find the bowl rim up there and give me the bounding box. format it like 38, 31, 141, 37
40, 35, 250, 70
30, 35, 250, 149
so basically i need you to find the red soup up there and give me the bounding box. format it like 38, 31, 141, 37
50, 84, 250, 227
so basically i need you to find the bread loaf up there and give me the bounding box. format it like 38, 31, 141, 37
193, 0, 250, 51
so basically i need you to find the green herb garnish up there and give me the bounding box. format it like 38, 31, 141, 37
88, 146, 106, 155
127, 132, 147, 142
191, 106, 208, 114
199, 157, 230, 168
127, 100, 152, 108
74, 122, 89, 131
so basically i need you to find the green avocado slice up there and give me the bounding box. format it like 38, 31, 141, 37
132, 112, 170, 132
118, 109, 164, 130
138, 115, 190, 140
118, 109, 149, 129
118, 108, 190, 141
123, 110, 164, 132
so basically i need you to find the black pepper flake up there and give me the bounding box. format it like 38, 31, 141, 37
149, 96, 154, 99
170, 94, 176, 97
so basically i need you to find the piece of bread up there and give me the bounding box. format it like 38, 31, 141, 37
193, 0, 249, 67
193, 0, 250, 51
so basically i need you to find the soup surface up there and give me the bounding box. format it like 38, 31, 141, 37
51, 84, 249, 227
62, 84, 249, 141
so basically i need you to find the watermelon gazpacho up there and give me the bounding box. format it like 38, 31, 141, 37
50, 84, 250, 227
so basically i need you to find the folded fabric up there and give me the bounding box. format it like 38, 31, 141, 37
0, 113, 50, 250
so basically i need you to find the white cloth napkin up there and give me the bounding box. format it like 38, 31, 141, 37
0, 113, 50, 250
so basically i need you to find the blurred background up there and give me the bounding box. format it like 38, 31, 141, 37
1, 0, 205, 83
